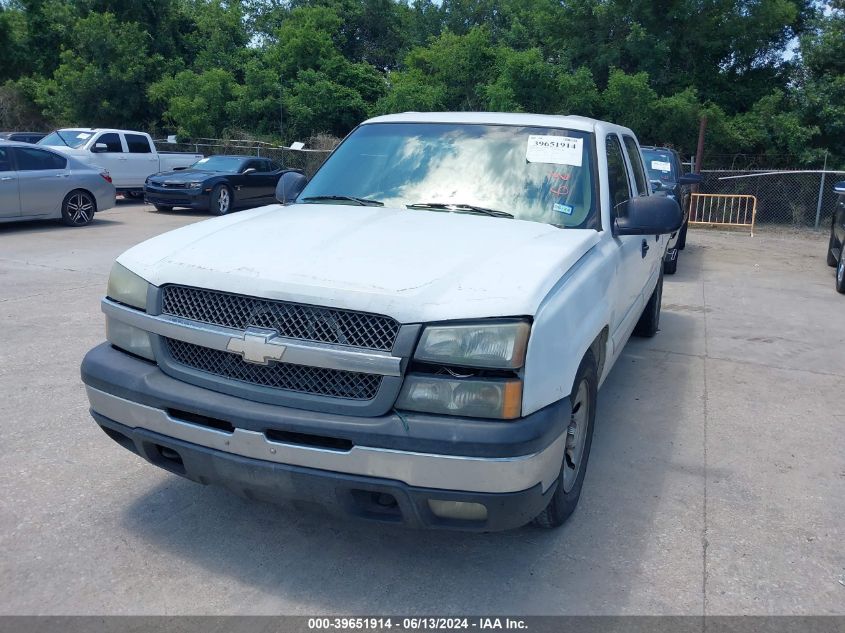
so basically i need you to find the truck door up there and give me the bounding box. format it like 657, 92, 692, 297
123, 133, 159, 188
88, 132, 127, 187
621, 134, 665, 293
606, 133, 647, 353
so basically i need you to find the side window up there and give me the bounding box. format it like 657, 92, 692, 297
622, 136, 648, 196
243, 160, 262, 173
13, 147, 67, 171
97, 133, 123, 153
125, 134, 152, 153
606, 134, 631, 212
260, 160, 274, 172
0, 147, 12, 171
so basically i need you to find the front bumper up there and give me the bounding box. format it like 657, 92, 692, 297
81, 344, 569, 531
144, 187, 209, 210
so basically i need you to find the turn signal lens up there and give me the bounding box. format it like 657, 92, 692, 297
396, 374, 522, 419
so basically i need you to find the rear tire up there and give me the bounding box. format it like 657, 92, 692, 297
836, 249, 845, 294
633, 269, 663, 337
663, 251, 678, 275
828, 229, 839, 267
153, 204, 173, 212
533, 351, 598, 529
210, 184, 232, 216
677, 221, 688, 250
61, 190, 96, 227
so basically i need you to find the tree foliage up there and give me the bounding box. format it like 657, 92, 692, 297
0, 0, 840, 167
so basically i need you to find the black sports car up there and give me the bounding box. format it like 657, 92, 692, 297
827, 180, 845, 294
144, 155, 285, 215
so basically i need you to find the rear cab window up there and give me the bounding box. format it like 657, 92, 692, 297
622, 136, 649, 196
125, 134, 152, 153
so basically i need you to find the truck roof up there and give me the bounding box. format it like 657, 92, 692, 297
55, 128, 149, 135
363, 112, 635, 137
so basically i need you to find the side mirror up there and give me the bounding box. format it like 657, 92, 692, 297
92, 143, 108, 153
275, 170, 308, 204
242, 167, 256, 175
615, 196, 682, 236
678, 173, 703, 185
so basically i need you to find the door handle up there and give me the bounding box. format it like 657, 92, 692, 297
0, 176, 13, 181
55, 173, 70, 178
641, 239, 649, 258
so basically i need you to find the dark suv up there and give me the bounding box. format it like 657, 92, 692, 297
0, 131, 47, 144
641, 146, 702, 274
827, 181, 845, 294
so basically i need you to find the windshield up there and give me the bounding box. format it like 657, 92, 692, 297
190, 156, 247, 172
299, 122, 598, 229
39, 130, 93, 148
642, 149, 677, 183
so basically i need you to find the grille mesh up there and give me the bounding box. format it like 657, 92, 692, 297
165, 338, 382, 400
162, 285, 399, 351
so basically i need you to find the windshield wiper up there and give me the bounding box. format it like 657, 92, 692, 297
406, 202, 514, 219
301, 195, 384, 206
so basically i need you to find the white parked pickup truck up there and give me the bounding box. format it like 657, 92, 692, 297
81, 113, 681, 531
40, 129, 202, 194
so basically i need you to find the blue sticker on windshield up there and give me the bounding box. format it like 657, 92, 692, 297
553, 202, 574, 215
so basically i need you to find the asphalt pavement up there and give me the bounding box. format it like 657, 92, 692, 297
1, 201, 843, 615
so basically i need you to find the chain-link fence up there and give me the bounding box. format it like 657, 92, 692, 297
698, 170, 845, 228
157, 137, 334, 179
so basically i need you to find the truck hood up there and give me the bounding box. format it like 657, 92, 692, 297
118, 204, 601, 323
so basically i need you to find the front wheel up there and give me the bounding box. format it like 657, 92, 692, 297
210, 184, 232, 216
633, 269, 664, 337
836, 249, 845, 294
61, 190, 96, 226
533, 351, 598, 529
153, 204, 173, 212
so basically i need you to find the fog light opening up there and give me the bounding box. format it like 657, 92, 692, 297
427, 499, 488, 522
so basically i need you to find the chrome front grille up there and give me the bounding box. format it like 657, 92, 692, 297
165, 338, 383, 400
162, 285, 400, 351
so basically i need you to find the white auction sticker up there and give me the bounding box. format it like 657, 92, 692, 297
526, 135, 583, 166
651, 160, 671, 172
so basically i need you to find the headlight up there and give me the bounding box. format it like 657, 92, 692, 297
106, 316, 154, 360
187, 181, 202, 189
396, 375, 522, 419
414, 320, 530, 368
107, 262, 149, 310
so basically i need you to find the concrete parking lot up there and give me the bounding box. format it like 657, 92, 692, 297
1, 202, 843, 615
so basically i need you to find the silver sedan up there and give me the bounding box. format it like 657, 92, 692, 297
0, 141, 116, 227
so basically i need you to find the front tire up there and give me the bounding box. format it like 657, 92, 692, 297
533, 351, 598, 529
153, 204, 173, 212
663, 250, 678, 275
633, 269, 664, 337
210, 184, 232, 216
836, 249, 845, 294
61, 190, 96, 226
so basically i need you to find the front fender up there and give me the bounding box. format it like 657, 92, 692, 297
521, 244, 615, 415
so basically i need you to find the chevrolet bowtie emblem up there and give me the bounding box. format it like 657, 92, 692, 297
226, 328, 287, 365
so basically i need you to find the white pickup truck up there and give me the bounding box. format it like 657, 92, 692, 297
40, 129, 202, 194
81, 112, 681, 531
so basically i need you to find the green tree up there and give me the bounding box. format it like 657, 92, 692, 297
149, 68, 241, 138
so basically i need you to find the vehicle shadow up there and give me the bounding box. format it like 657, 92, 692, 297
0, 217, 125, 234
119, 311, 705, 614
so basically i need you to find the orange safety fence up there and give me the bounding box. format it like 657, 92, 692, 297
688, 193, 757, 236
